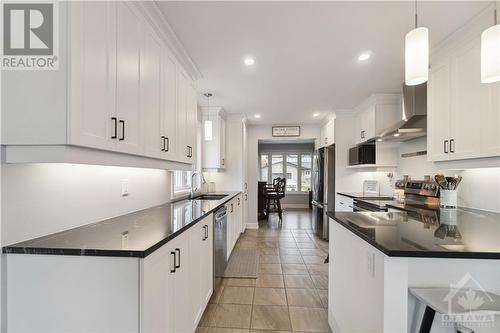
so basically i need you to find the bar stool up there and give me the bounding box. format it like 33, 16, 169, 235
410, 287, 500, 333
265, 178, 286, 224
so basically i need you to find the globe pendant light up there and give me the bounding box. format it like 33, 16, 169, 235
481, 3, 500, 83
405, 0, 429, 86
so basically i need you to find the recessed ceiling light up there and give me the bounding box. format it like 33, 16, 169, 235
393, 133, 400, 137
244, 57, 255, 66
313, 113, 320, 117
358, 52, 371, 61
254, 114, 261, 119
377, 138, 383, 142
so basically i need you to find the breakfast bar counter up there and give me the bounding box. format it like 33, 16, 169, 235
326, 209, 500, 333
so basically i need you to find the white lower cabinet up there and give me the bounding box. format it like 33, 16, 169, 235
335, 194, 354, 212
142, 215, 213, 333
6, 215, 214, 333
226, 195, 243, 259
188, 218, 214, 326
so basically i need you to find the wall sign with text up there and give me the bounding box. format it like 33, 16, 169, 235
272, 126, 301, 137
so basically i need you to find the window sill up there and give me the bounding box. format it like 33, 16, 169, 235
172, 188, 191, 200
285, 191, 310, 195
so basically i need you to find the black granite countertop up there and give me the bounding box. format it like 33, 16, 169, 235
327, 208, 500, 259
385, 201, 440, 212
337, 192, 394, 200
3, 192, 241, 258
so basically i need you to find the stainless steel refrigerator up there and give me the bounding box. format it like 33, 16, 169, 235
311, 145, 335, 240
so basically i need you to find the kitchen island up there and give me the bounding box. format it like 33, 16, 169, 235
327, 209, 500, 333
3, 192, 242, 333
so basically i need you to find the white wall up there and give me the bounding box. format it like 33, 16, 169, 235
246, 124, 321, 226
2, 163, 171, 245
335, 113, 500, 213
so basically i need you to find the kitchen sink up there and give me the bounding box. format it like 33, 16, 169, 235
192, 194, 228, 200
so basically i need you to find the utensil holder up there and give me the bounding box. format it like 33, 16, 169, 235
440, 208, 457, 225
440, 190, 457, 208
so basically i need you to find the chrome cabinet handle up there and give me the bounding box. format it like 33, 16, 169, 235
450, 139, 455, 153
444, 140, 449, 154
161, 136, 166, 151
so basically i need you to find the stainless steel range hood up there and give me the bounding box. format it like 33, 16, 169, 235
377, 83, 427, 142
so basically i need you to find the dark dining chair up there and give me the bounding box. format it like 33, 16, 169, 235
265, 178, 286, 224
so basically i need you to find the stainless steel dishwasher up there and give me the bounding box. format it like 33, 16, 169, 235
213, 205, 228, 290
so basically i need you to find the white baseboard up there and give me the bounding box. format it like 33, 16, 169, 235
282, 204, 309, 209
245, 223, 259, 229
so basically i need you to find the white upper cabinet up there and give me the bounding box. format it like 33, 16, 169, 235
354, 94, 401, 144
427, 11, 500, 162
176, 70, 198, 163
115, 3, 143, 155
320, 118, 335, 147
162, 52, 178, 161
140, 21, 163, 159
2, 1, 199, 167
427, 57, 452, 161
69, 1, 116, 151
202, 107, 226, 169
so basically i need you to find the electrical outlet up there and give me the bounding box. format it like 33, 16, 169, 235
121, 231, 129, 249
121, 179, 129, 197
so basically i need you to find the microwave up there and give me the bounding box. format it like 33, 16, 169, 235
349, 144, 375, 166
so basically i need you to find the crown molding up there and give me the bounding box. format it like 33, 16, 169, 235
135, 1, 203, 81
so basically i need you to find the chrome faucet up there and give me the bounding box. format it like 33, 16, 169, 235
191, 171, 206, 197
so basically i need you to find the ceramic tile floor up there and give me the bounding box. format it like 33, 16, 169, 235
197, 210, 330, 333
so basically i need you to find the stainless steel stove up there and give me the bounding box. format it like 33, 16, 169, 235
353, 179, 440, 227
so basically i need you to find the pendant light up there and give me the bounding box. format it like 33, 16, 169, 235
405, 0, 429, 86
481, 2, 500, 83
203, 93, 213, 141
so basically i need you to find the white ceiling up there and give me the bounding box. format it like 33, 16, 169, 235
157, 1, 489, 124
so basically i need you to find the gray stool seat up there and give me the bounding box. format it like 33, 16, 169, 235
410, 287, 500, 333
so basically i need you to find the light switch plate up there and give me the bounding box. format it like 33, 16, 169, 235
121, 179, 129, 196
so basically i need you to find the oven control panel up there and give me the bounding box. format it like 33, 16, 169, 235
404, 181, 439, 197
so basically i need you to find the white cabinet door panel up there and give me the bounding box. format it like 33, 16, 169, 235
481, 84, 500, 157
427, 58, 451, 161
142, 237, 176, 333
450, 39, 483, 160
116, 3, 142, 155
140, 26, 163, 159
162, 52, 178, 160
69, 2, 116, 151
176, 69, 189, 162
